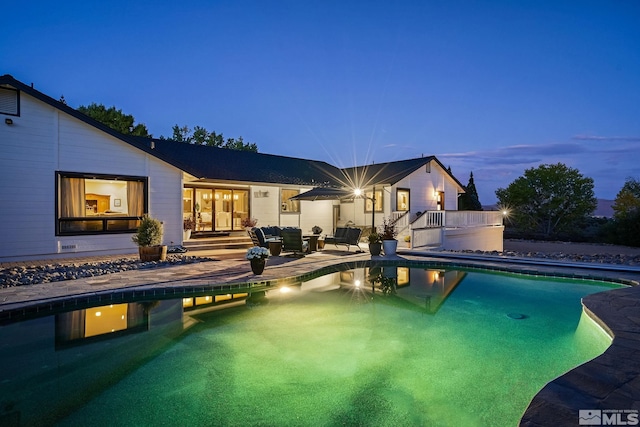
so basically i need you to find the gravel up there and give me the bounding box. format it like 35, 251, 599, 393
445, 249, 640, 266
0, 255, 214, 288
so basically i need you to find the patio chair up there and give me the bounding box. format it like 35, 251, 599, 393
325, 227, 363, 252
249, 227, 280, 248
280, 228, 309, 257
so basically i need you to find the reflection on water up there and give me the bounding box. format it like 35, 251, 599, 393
0, 267, 618, 426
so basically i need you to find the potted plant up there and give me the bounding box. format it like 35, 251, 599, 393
132, 215, 167, 261
379, 217, 398, 256
241, 217, 258, 229
183, 217, 195, 240
367, 232, 382, 256
246, 246, 269, 275
312, 225, 323, 235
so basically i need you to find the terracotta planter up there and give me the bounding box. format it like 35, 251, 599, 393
139, 245, 167, 262
382, 240, 398, 256
368, 242, 382, 256
250, 258, 266, 275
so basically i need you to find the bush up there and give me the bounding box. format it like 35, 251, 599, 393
132, 215, 163, 247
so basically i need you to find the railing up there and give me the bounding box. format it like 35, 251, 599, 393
411, 211, 444, 228
408, 210, 503, 249
444, 211, 503, 228
411, 210, 502, 229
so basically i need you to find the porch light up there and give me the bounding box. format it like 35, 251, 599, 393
354, 188, 363, 197
4, 118, 13, 125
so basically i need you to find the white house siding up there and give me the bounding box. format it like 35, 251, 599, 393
392, 162, 461, 214
299, 199, 334, 235
0, 92, 183, 262
250, 185, 280, 227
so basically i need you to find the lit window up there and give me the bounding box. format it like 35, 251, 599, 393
281, 189, 300, 213
396, 189, 410, 211
364, 190, 383, 212
56, 172, 147, 235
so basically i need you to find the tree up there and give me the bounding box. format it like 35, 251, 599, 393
161, 124, 257, 152
458, 171, 483, 211
77, 103, 151, 137
607, 178, 640, 246
612, 177, 640, 220
495, 163, 597, 238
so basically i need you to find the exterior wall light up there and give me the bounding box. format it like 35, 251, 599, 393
5, 118, 13, 125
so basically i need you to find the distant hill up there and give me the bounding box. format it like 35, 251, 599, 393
594, 199, 614, 218
482, 199, 615, 218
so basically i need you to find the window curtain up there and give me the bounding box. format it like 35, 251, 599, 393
60, 177, 85, 217
127, 181, 144, 216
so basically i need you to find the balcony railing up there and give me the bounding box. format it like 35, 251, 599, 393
411, 210, 503, 229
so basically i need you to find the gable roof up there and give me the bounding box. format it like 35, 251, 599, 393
1, 74, 465, 191
341, 156, 466, 191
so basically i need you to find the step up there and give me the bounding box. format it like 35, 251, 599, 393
183, 236, 253, 251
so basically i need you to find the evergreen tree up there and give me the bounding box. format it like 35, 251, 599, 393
459, 172, 483, 210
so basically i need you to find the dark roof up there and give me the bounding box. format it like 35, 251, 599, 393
1, 74, 464, 190
133, 137, 344, 186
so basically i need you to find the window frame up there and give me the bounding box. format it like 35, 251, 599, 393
0, 86, 20, 116
396, 188, 410, 212
55, 171, 148, 236
364, 189, 383, 213
281, 189, 301, 214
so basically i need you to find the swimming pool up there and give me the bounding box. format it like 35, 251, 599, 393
0, 265, 622, 426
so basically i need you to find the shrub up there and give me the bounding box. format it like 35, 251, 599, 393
132, 215, 163, 247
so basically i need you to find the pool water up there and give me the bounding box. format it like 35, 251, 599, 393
0, 267, 619, 426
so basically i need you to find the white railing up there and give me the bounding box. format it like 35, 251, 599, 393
411, 211, 444, 228
391, 211, 410, 232
444, 211, 503, 228
411, 211, 502, 229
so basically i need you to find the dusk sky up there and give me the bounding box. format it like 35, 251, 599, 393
3, 1, 639, 204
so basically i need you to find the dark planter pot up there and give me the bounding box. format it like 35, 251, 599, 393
250, 258, 267, 275
139, 245, 167, 262
368, 242, 382, 256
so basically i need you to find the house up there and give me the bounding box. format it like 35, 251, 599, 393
0, 74, 502, 262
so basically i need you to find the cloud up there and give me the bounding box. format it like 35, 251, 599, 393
572, 134, 640, 142
436, 139, 640, 203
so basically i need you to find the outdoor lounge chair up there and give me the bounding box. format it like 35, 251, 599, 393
280, 228, 309, 257
249, 227, 280, 248
324, 227, 363, 252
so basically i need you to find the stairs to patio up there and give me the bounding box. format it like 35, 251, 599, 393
182, 233, 253, 252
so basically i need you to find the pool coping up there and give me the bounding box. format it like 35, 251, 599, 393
1, 250, 639, 424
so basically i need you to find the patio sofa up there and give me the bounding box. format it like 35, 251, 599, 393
249, 226, 282, 248
324, 227, 363, 252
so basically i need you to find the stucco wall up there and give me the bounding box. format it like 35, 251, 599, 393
442, 226, 504, 252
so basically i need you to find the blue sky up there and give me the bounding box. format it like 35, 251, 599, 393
3, 1, 639, 203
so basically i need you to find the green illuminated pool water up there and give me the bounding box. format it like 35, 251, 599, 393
0, 267, 619, 426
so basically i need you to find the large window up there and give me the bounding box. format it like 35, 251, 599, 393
364, 189, 383, 213
56, 172, 148, 235
281, 189, 300, 213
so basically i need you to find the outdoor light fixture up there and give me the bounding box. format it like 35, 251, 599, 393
354, 188, 363, 197
4, 118, 13, 125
